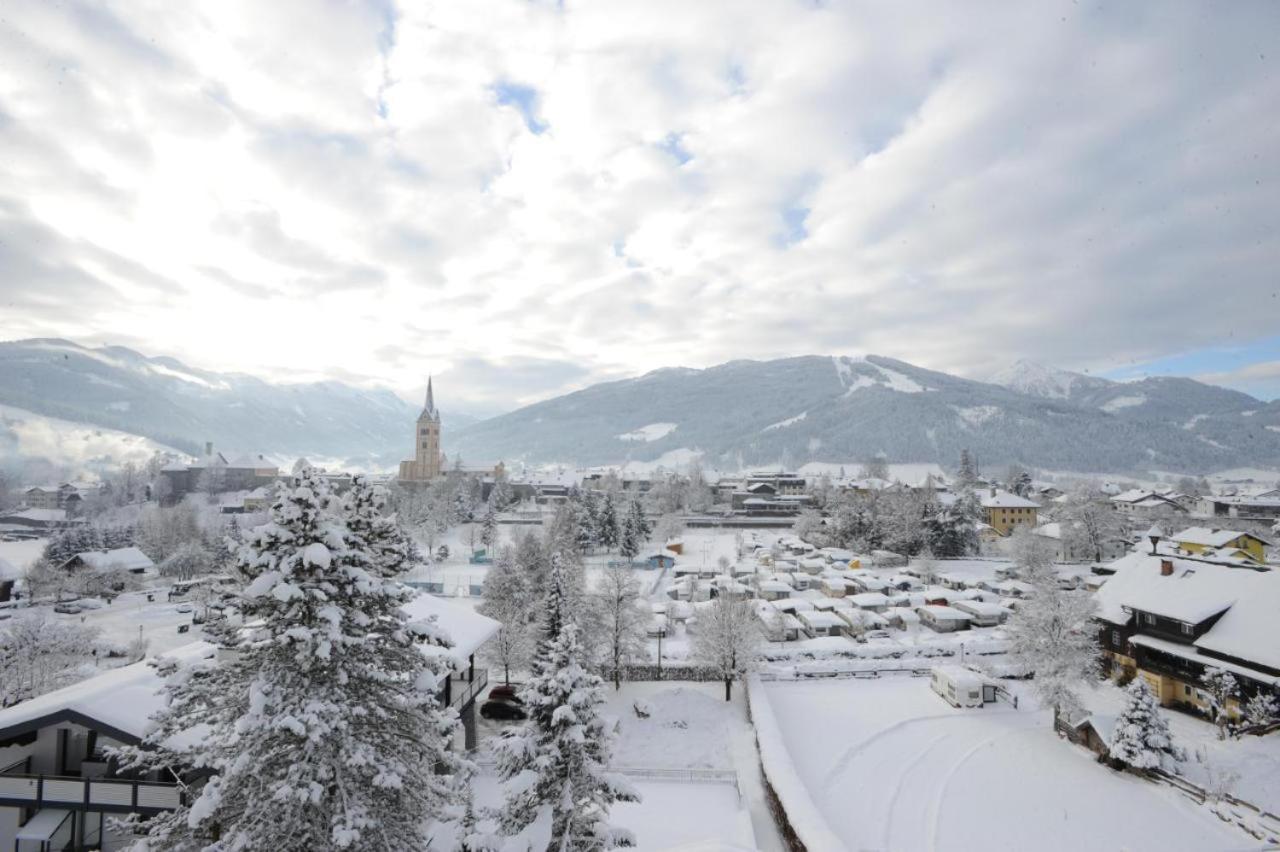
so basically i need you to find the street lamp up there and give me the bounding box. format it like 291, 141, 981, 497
1145, 524, 1163, 555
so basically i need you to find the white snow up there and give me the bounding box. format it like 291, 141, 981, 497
763, 412, 807, 432
875, 365, 928, 394
758, 677, 1242, 851
1182, 413, 1209, 430
952, 405, 1000, 427
1101, 394, 1147, 412
147, 362, 229, 390
988, 360, 1087, 399
617, 422, 678, 442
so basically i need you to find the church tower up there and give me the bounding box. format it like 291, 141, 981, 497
398, 377, 444, 481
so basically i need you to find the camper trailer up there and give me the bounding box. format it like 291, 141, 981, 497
930, 665, 995, 708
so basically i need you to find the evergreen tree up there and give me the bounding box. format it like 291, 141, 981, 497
480, 502, 499, 552
597, 493, 620, 552
581, 490, 601, 551
956, 448, 978, 487
494, 560, 638, 849
1109, 678, 1180, 771
118, 471, 464, 850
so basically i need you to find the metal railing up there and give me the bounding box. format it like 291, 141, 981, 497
448, 669, 489, 710
0, 773, 184, 812
470, 755, 737, 785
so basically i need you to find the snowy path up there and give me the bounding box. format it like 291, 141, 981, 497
763, 679, 1243, 851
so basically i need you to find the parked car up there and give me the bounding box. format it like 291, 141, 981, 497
53, 603, 83, 615
488, 684, 523, 704
76, 598, 106, 611
175, 603, 194, 613
480, 700, 528, 721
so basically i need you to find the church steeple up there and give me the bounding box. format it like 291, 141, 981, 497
422, 376, 438, 420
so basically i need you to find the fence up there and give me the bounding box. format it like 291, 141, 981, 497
470, 756, 736, 786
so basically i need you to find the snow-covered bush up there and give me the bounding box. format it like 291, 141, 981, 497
1203, 668, 1240, 740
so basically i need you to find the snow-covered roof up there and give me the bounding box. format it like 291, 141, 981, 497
848, 592, 889, 607
953, 600, 1006, 617
4, 508, 67, 522
1111, 489, 1154, 504
401, 592, 501, 668
1096, 551, 1280, 672
978, 489, 1040, 509
1172, 527, 1269, 548
1073, 713, 1118, 747
916, 605, 972, 621
0, 556, 19, 581
931, 665, 985, 690
1131, 635, 1278, 687
73, 546, 155, 573
758, 580, 793, 593
0, 643, 214, 743
1033, 522, 1063, 540
798, 610, 845, 629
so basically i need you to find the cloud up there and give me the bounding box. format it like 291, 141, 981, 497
1, 0, 1278, 411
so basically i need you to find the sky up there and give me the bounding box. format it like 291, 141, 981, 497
1, 0, 1278, 414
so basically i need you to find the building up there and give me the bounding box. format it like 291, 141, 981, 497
1032, 521, 1128, 563
398, 378, 444, 482
916, 605, 972, 633
1096, 550, 1280, 719
0, 509, 78, 539
159, 445, 280, 505
58, 547, 156, 576
744, 472, 807, 496
1171, 527, 1269, 564
1110, 489, 1188, 518
1197, 494, 1280, 522
978, 489, 1040, 536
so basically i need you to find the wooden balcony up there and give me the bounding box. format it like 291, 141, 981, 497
0, 773, 184, 813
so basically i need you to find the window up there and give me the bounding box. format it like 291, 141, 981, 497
1181, 622, 1194, 636
1111, 630, 1122, 647
1142, 612, 1156, 626
1184, 685, 1191, 696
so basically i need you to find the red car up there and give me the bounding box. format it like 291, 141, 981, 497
488, 684, 524, 704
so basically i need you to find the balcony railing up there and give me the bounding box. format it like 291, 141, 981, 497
0, 773, 184, 812
448, 669, 489, 710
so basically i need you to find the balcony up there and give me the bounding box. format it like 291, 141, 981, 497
447, 668, 489, 710
0, 773, 184, 813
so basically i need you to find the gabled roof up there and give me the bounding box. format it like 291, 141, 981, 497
1095, 551, 1280, 672
978, 489, 1040, 509
0, 643, 214, 744
72, 546, 155, 573
1173, 526, 1269, 548
401, 592, 500, 668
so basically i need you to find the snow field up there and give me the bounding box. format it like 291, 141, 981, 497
760, 677, 1243, 851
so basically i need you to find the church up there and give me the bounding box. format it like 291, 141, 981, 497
398, 377, 445, 481
398, 378, 505, 483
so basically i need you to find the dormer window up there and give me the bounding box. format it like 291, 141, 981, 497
1141, 612, 1156, 626
1180, 622, 1194, 636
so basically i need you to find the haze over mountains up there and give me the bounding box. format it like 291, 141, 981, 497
2, 339, 1279, 477
450, 356, 1280, 473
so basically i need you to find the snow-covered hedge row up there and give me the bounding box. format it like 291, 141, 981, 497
746, 675, 847, 851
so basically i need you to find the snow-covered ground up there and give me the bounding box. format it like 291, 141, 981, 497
759, 677, 1244, 851
0, 537, 46, 579
1080, 681, 1280, 814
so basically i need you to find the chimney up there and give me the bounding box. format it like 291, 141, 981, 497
205, 441, 214, 457
1160, 559, 1174, 576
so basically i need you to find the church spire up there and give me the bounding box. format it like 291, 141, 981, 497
423, 376, 437, 419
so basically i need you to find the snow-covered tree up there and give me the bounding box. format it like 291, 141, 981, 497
1005, 557, 1098, 724
119, 471, 465, 850
1060, 488, 1125, 562
593, 563, 647, 690
860, 452, 890, 481
0, 612, 100, 706
955, 448, 978, 488
478, 546, 533, 685
1109, 678, 1180, 772
1007, 466, 1033, 498
495, 561, 638, 849
597, 494, 620, 552
160, 541, 214, 581
693, 596, 761, 701
1203, 667, 1240, 740
1244, 690, 1279, 728
480, 501, 499, 552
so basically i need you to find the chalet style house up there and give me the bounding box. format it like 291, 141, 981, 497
1096, 548, 1279, 720
0, 594, 498, 851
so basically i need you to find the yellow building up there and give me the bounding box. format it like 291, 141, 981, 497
978, 489, 1040, 536
1172, 527, 1268, 563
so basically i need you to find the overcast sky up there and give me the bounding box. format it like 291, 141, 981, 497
1, 1, 1278, 413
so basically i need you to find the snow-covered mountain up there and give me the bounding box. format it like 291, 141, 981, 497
450, 355, 1280, 473
987, 360, 1110, 401
0, 339, 476, 471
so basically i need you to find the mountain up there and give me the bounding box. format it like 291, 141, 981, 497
450, 355, 1280, 473
0, 339, 477, 470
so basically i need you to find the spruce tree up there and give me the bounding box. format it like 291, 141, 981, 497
480, 501, 499, 552
494, 561, 638, 849
1109, 678, 1180, 771
597, 494, 620, 552
119, 471, 464, 850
